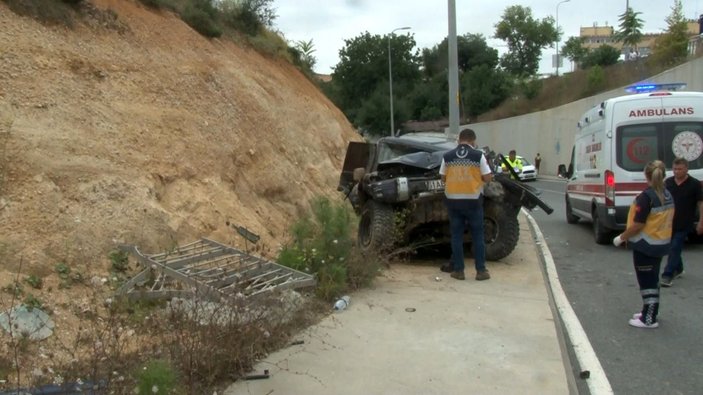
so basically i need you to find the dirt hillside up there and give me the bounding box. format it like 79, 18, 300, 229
0, 0, 361, 281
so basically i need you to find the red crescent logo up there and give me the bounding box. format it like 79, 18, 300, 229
626, 137, 647, 164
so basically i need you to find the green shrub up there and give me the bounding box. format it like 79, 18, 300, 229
278, 197, 372, 300
23, 294, 44, 311
55, 262, 83, 288
137, 0, 166, 9
581, 45, 620, 68
24, 275, 43, 289
109, 250, 130, 272
220, 0, 275, 36
585, 65, 605, 95
520, 78, 543, 100
55, 262, 71, 279
1, 0, 77, 27
420, 105, 442, 121
247, 29, 289, 59
136, 359, 178, 395
344, 248, 382, 290
1, 280, 23, 297
181, 1, 222, 38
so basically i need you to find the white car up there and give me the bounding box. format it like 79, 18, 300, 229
516, 156, 537, 181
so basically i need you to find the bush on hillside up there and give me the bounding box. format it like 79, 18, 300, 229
1, 0, 78, 27
220, 0, 275, 36
585, 65, 605, 96
520, 78, 543, 100
581, 45, 620, 69
181, 1, 222, 38
137, 0, 170, 9
277, 197, 381, 300
247, 28, 291, 59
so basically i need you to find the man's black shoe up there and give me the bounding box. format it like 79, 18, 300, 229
450, 271, 466, 280
440, 264, 453, 273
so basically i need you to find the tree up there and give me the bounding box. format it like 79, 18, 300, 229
494, 5, 558, 77
461, 65, 512, 118
407, 73, 447, 121
354, 86, 398, 136
331, 31, 421, 136
649, 0, 689, 66
581, 45, 621, 68
560, 36, 589, 69
294, 39, 317, 71
421, 34, 499, 78
614, 7, 644, 60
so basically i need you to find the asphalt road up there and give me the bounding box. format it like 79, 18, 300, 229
529, 178, 703, 395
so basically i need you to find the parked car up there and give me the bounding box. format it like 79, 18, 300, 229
516, 156, 537, 181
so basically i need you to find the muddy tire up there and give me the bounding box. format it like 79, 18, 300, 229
358, 200, 396, 252
565, 195, 579, 224
477, 202, 520, 261
592, 210, 611, 245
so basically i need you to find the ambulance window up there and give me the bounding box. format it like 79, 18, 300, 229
662, 123, 703, 170
616, 124, 659, 171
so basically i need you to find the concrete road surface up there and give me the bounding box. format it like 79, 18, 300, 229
226, 215, 573, 395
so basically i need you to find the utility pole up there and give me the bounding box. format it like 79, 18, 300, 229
625, 0, 630, 60
555, 0, 570, 76
448, 0, 460, 136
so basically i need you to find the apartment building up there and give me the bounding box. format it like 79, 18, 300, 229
579, 20, 701, 58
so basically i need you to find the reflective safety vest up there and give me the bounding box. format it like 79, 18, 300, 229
443, 144, 485, 200
627, 188, 674, 257
502, 156, 522, 179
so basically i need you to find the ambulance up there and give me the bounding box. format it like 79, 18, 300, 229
559, 83, 703, 244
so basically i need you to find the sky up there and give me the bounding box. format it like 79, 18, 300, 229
273, 0, 702, 75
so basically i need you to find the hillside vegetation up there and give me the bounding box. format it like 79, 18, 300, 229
477, 57, 700, 122
0, 0, 360, 321
0, 0, 362, 263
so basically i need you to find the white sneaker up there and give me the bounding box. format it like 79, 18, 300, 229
629, 318, 658, 329
632, 312, 642, 319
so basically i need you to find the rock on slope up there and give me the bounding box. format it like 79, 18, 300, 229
0, 0, 360, 279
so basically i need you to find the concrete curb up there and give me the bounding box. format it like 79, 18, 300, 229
523, 209, 614, 395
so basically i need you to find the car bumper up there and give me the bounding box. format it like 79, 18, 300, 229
519, 173, 537, 181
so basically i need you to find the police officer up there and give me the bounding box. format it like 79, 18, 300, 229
502, 150, 523, 180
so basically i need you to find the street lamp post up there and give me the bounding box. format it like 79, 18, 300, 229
555, 0, 570, 77
388, 26, 411, 136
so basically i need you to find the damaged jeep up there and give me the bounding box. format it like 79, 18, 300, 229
338, 133, 553, 261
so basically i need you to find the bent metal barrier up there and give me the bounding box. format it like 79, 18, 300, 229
116, 238, 316, 302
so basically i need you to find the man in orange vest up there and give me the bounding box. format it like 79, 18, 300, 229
439, 128, 493, 281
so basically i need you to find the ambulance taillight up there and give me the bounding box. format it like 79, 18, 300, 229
604, 170, 615, 207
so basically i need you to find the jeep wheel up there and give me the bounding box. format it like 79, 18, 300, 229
565, 195, 579, 224
478, 203, 519, 261
358, 200, 395, 252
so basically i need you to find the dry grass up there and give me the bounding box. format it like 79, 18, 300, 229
478, 52, 703, 122
0, 267, 327, 392
0, 103, 11, 197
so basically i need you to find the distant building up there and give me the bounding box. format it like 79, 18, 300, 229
315, 73, 332, 83
579, 21, 701, 58
690, 15, 703, 55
